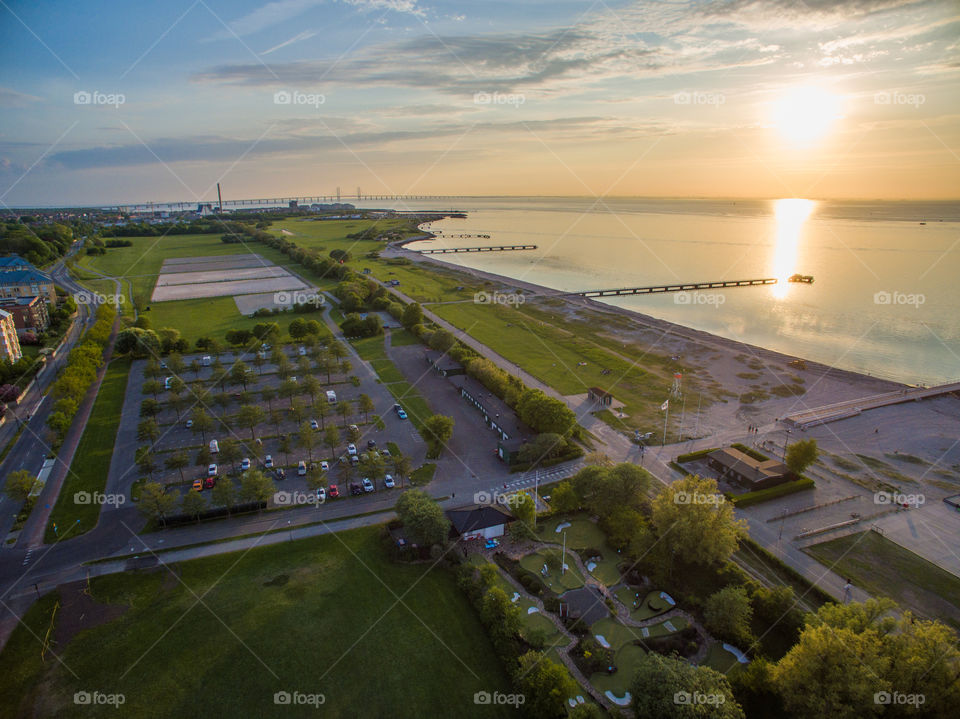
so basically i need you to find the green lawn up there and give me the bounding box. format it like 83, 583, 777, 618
805, 531, 960, 630
519, 548, 585, 591
388, 329, 421, 346
589, 643, 646, 698
0, 527, 514, 718
613, 587, 672, 621
537, 516, 608, 550
44, 359, 131, 542
349, 335, 433, 433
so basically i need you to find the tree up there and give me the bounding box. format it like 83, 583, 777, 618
278, 434, 293, 466
181, 489, 206, 522
189, 358, 201, 378
305, 467, 327, 493
422, 414, 454, 458
137, 418, 160, 444
401, 302, 423, 328
302, 375, 321, 407
4, 469, 36, 502
219, 438, 242, 473
230, 361, 253, 391
336, 400, 351, 427
511, 490, 536, 529
169, 394, 188, 421
631, 652, 744, 719
650, 474, 746, 568
391, 454, 412, 487
548, 480, 579, 513
360, 452, 386, 486
138, 482, 176, 523
395, 489, 449, 545
260, 386, 276, 411
516, 388, 576, 436
190, 408, 215, 443
164, 451, 190, 483
298, 423, 317, 462
142, 379, 162, 399
290, 398, 307, 425
115, 327, 160, 358
323, 424, 340, 459
136, 447, 156, 480
211, 476, 236, 514
252, 353, 265, 376
774, 599, 960, 719
513, 651, 577, 719
279, 379, 298, 407
236, 404, 265, 441
704, 585, 754, 646
785, 438, 818, 476
517, 432, 568, 465
239, 469, 275, 509
357, 393, 374, 423
166, 352, 185, 376
140, 398, 161, 418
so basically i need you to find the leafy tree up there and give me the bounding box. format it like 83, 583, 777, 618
164, 451, 190, 483
278, 434, 293, 466
631, 652, 744, 718
219, 438, 241, 473
181, 489, 206, 522
166, 352, 185, 376
516, 388, 576, 436
650, 474, 746, 568
354, 394, 374, 424
260, 386, 276, 411
360, 452, 386, 485
391, 454, 412, 487
302, 375, 321, 407
513, 651, 577, 719
189, 358, 201, 378
116, 327, 160, 358
236, 404, 265, 441
785, 438, 818, 476
704, 585, 754, 646
395, 489, 449, 545
305, 467, 327, 493
195, 446, 212, 467
239, 469, 275, 509
401, 302, 423, 328
211, 476, 236, 514
298, 423, 317, 462
511, 490, 536, 529
4, 469, 36, 501
142, 379, 163, 399
548, 480, 580, 513
190, 408, 215, 443
290, 398, 307, 425
323, 424, 340, 459
230, 361, 253, 391
422, 414, 454, 458
137, 418, 160, 444
335, 400, 351, 427
138, 482, 176, 523
136, 447, 156, 479
279, 379, 298, 407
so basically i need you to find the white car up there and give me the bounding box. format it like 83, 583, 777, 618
185, 419, 193, 428
316, 487, 326, 502
265, 455, 274, 468
209, 439, 219, 453
361, 478, 374, 493
298, 346, 307, 356
240, 458, 251, 471
346, 443, 357, 456
310, 419, 320, 431
298, 461, 307, 476
207, 463, 218, 477
320, 461, 329, 472
384, 474, 395, 489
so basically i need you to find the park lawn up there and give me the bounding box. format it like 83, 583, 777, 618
44, 358, 131, 543
805, 531, 960, 630
537, 516, 607, 550
409, 463, 436, 486
389, 329, 421, 346
0, 526, 515, 719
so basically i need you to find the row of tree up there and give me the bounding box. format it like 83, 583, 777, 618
47, 303, 115, 443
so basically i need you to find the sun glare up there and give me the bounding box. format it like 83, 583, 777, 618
771, 198, 815, 299
772, 87, 840, 144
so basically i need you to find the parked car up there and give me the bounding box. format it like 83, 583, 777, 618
265, 455, 274, 468
380, 447, 391, 457
204, 477, 216, 489
209, 439, 219, 453
298, 346, 307, 356
208, 463, 218, 477
185, 419, 193, 429
328, 484, 340, 498
320, 461, 329, 472
346, 443, 357, 456
201, 355, 212, 366
394, 404, 407, 419
326, 390, 337, 403
160, 361, 167, 369
348, 424, 359, 434
315, 487, 326, 502
367, 439, 377, 449
383, 474, 395, 489
192, 479, 203, 491
297, 461, 307, 476
275, 468, 286, 480
349, 455, 359, 466
310, 419, 320, 431
362, 478, 374, 493
350, 483, 363, 496
164, 376, 172, 389
240, 458, 251, 471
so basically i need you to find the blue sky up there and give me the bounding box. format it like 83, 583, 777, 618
1, 0, 958, 205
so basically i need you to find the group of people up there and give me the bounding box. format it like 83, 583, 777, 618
747, 424, 761, 434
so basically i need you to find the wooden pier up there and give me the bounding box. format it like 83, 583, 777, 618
572, 274, 813, 298
416, 244, 538, 254
785, 381, 960, 429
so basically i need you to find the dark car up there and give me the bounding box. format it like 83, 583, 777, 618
274, 468, 286, 480
366, 439, 377, 449
350, 483, 363, 496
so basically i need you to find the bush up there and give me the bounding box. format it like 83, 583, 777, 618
676, 447, 719, 463
728, 478, 814, 507
730, 443, 770, 461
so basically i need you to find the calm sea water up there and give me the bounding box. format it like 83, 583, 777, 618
356, 198, 960, 386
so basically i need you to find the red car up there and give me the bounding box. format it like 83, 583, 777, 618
328, 484, 340, 498
204, 477, 216, 489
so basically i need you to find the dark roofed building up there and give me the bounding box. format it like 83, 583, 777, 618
423, 350, 465, 377
453, 375, 532, 446
0, 256, 34, 273
588, 387, 614, 407
445, 504, 515, 540
707, 447, 792, 490
0, 268, 57, 304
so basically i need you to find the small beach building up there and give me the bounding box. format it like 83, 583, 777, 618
423, 350, 465, 377
588, 387, 615, 407
707, 447, 791, 489
445, 504, 514, 541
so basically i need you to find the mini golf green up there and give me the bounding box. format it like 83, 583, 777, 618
519, 549, 585, 591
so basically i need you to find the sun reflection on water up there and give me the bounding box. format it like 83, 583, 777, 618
771, 199, 815, 298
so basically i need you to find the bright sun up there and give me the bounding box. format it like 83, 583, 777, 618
772, 87, 840, 144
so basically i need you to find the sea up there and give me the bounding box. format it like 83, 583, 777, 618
352, 197, 960, 387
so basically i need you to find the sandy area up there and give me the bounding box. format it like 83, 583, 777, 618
151, 276, 308, 302
159, 254, 270, 273
233, 290, 323, 315
155, 266, 291, 287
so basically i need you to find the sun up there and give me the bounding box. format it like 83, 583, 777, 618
772, 87, 840, 144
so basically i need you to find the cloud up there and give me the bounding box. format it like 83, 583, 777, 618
262, 30, 317, 55
211, 0, 420, 40
0, 86, 42, 108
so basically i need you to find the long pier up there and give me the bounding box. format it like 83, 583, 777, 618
572, 274, 813, 298
784, 381, 960, 429
417, 244, 537, 254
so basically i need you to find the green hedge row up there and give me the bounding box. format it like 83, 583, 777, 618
728, 478, 815, 507
675, 447, 719, 463
730, 442, 771, 461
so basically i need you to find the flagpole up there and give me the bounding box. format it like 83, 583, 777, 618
679, 393, 686, 443
662, 401, 669, 446
694, 392, 702, 438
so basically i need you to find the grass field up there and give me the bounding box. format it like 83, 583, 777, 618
0, 527, 514, 719
44, 359, 131, 543
350, 335, 433, 433
805, 531, 960, 630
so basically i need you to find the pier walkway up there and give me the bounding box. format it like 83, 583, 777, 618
571, 274, 812, 298
785, 381, 960, 428
416, 244, 537, 254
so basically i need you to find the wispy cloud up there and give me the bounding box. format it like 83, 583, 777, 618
262, 30, 317, 55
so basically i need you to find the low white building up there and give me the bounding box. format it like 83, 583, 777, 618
445, 504, 515, 541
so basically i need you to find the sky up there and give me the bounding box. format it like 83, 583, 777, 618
0, 0, 958, 206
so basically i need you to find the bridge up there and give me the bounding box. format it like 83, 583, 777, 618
784, 381, 960, 429
416, 244, 537, 254
571, 274, 813, 298
107, 194, 475, 212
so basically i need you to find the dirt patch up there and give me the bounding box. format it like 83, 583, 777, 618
53, 580, 128, 648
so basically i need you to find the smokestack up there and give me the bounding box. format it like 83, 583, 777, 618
217, 183, 223, 213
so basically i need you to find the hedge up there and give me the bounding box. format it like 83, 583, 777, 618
730, 443, 771, 461
675, 447, 719, 464
728, 478, 815, 507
